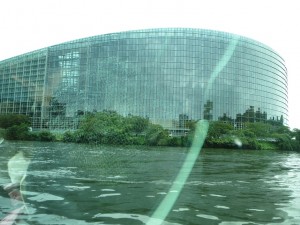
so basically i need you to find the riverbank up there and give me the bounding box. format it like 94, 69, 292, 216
1, 126, 298, 151
1, 112, 300, 151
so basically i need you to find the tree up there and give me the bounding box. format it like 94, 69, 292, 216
73, 111, 151, 145
273, 133, 293, 151
290, 129, 300, 151
0, 114, 31, 129
243, 122, 272, 138
126, 115, 149, 133
5, 124, 30, 140
292, 129, 300, 141
207, 121, 233, 140
75, 110, 125, 144
145, 124, 169, 146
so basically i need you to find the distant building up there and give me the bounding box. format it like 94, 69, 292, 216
0, 28, 288, 130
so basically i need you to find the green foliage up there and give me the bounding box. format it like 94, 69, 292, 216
145, 124, 169, 146
0, 114, 31, 129
273, 133, 293, 151
75, 111, 123, 144
273, 125, 291, 135
241, 130, 256, 138
5, 125, 56, 142
240, 137, 260, 150
290, 128, 300, 151
126, 115, 149, 133
37, 130, 56, 142
244, 122, 271, 138
203, 121, 299, 150
290, 129, 300, 151
5, 123, 31, 140
167, 137, 182, 147
127, 136, 146, 145
0, 113, 55, 142
3, 112, 298, 151
67, 111, 176, 146
205, 136, 234, 149
207, 121, 233, 139
0, 128, 5, 139
258, 141, 278, 150
52, 132, 64, 142
292, 128, 300, 141
62, 131, 75, 142
70, 111, 159, 145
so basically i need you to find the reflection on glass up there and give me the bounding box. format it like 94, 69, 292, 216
0, 29, 288, 130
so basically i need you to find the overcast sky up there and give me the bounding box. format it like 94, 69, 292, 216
0, 0, 299, 128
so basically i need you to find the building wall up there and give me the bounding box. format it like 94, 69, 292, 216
0, 28, 288, 130
0, 50, 48, 128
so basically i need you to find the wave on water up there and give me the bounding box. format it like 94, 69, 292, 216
93, 213, 182, 225
196, 213, 219, 220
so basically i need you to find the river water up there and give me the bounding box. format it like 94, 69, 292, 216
1, 141, 300, 224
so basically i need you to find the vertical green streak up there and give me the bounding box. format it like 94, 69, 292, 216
204, 37, 240, 99
147, 37, 240, 225
146, 120, 209, 225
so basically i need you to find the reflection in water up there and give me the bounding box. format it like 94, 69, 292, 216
147, 120, 208, 225
0, 141, 300, 224
0, 142, 32, 224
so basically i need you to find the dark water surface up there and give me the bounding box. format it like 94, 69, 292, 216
1, 141, 300, 224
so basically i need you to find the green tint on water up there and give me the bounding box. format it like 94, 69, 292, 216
1, 141, 300, 224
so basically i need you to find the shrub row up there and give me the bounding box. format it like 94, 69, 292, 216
4, 124, 55, 142
2, 113, 300, 151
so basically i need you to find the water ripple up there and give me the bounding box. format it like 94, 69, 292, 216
93, 213, 182, 225
196, 213, 219, 220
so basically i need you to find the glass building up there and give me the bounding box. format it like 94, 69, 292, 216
0, 28, 288, 131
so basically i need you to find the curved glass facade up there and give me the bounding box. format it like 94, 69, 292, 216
0, 28, 288, 130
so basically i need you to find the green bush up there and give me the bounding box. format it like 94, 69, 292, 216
72, 111, 167, 146
242, 138, 260, 150
38, 130, 56, 142
145, 124, 169, 146
273, 134, 293, 151
207, 121, 233, 140
0, 128, 5, 139
127, 136, 146, 145
5, 124, 30, 140
62, 131, 75, 142
0, 114, 31, 129
257, 141, 278, 150
168, 137, 182, 146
